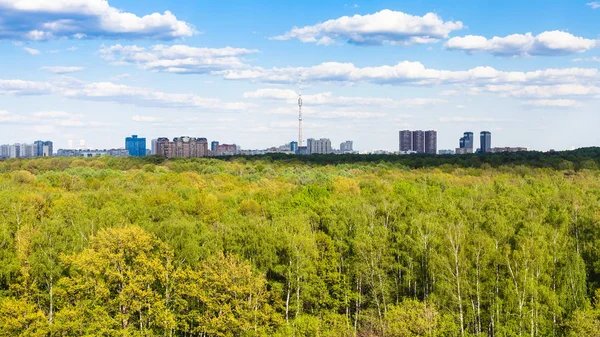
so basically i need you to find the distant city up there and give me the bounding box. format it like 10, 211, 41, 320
0, 130, 530, 159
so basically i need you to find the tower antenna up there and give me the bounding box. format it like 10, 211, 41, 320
298, 75, 303, 147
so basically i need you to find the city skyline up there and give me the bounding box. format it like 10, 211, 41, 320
1, 0, 600, 151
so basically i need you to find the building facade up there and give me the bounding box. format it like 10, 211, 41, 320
126, 135, 146, 157
151, 139, 158, 155
399, 130, 413, 152
57, 149, 129, 157
307, 138, 332, 154
211, 141, 219, 152
214, 144, 237, 156
425, 131, 437, 155
0, 144, 9, 158
457, 132, 474, 154
412, 130, 425, 153
340, 141, 354, 153
480, 131, 492, 153
155, 137, 209, 159
491, 147, 527, 153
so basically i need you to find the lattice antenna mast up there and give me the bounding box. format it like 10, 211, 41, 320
298, 76, 303, 147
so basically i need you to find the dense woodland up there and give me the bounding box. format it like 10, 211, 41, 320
1, 151, 600, 336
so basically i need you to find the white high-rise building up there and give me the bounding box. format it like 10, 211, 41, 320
307, 138, 332, 154
151, 139, 158, 155
10, 144, 21, 158
340, 141, 353, 153
0, 144, 10, 158
22, 144, 34, 157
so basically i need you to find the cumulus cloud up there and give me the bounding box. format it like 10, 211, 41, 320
243, 88, 446, 107
0, 0, 194, 40
271, 9, 464, 46
99, 44, 259, 74
0, 78, 252, 111
23, 47, 40, 55
445, 31, 598, 57
221, 61, 600, 86
41, 66, 84, 74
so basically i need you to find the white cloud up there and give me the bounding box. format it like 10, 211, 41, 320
472, 83, 600, 99
0, 110, 109, 128
23, 47, 40, 55
0, 0, 194, 40
32, 125, 59, 134
588, 2, 600, 9
41, 66, 84, 74
573, 56, 600, 63
271, 9, 464, 46
439, 117, 500, 123
243, 88, 446, 108
456, 105, 466, 109
445, 31, 598, 57
62, 81, 254, 110
132, 115, 165, 122
0, 77, 252, 111
222, 61, 600, 86
522, 99, 583, 108
0, 79, 55, 95
99, 44, 259, 74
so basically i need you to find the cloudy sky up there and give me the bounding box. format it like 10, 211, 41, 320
1, 0, 600, 151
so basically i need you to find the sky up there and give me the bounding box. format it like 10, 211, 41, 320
1, 0, 600, 152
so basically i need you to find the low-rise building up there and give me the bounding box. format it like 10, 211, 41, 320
491, 147, 528, 153
57, 149, 130, 157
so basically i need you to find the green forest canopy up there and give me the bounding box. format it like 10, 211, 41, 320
1, 152, 600, 336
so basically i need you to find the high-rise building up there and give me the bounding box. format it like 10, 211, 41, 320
480, 131, 492, 153
34, 140, 44, 157
211, 141, 219, 152
0, 144, 9, 158
150, 139, 158, 155
340, 141, 353, 153
425, 131, 437, 155
290, 141, 298, 153
155, 137, 209, 158
10, 144, 21, 158
412, 130, 425, 153
125, 135, 146, 157
23, 144, 34, 157
306, 138, 332, 154
399, 130, 413, 152
215, 144, 237, 156
457, 132, 474, 154
42, 141, 53, 157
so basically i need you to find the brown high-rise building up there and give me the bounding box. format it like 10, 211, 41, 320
155, 137, 209, 158
425, 130, 437, 154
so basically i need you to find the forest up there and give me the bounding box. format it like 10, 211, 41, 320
1, 153, 600, 336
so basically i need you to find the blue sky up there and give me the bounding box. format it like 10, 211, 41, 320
1, 0, 600, 151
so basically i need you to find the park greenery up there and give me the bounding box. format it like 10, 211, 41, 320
1, 149, 600, 336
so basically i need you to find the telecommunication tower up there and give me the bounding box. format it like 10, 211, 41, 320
298, 77, 303, 147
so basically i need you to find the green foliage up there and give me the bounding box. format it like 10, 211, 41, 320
0, 155, 600, 336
